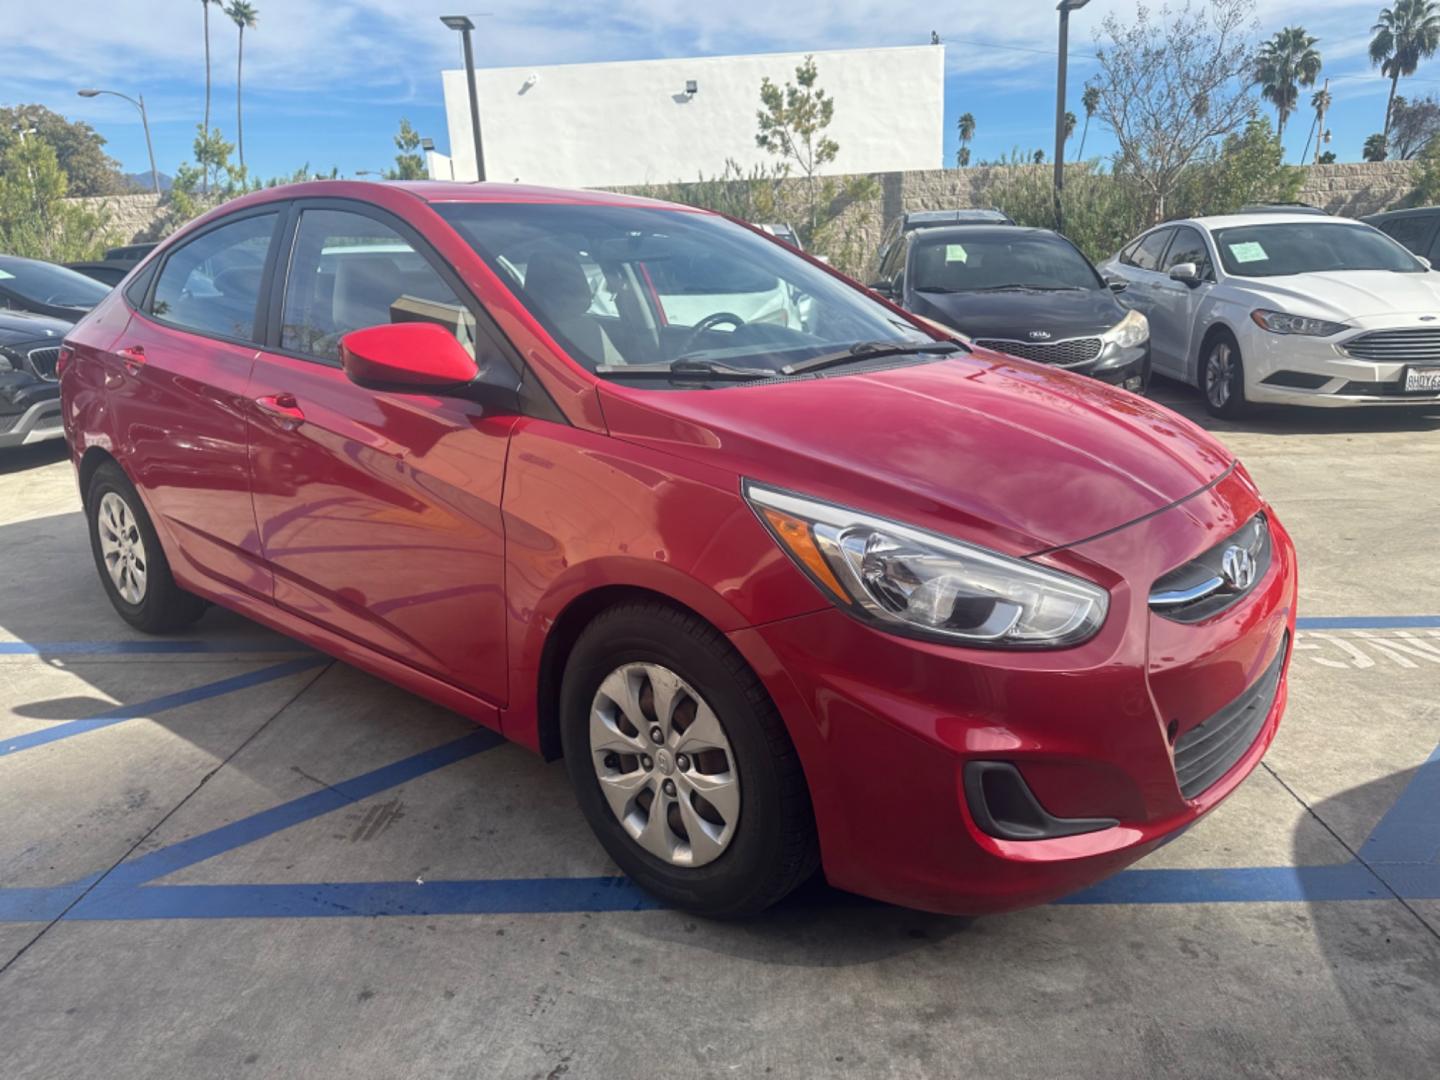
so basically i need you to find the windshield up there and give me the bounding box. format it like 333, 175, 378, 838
909, 232, 1102, 293
0, 256, 111, 308
436, 202, 935, 386
1212, 222, 1423, 277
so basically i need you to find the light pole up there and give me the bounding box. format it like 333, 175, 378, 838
1053, 0, 1090, 233
441, 15, 488, 182
78, 88, 160, 195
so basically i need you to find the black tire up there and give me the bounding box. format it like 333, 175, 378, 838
1201, 332, 1247, 418
86, 462, 206, 633
560, 601, 818, 917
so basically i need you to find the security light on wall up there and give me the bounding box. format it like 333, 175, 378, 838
684, 80, 698, 97
420, 137, 435, 151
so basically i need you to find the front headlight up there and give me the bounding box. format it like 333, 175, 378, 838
745, 483, 1109, 648
1100, 309, 1149, 349
1249, 309, 1349, 336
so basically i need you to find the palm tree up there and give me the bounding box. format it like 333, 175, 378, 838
1371, 0, 1440, 139
1310, 84, 1332, 163
1255, 27, 1323, 143
200, 0, 222, 193
1076, 85, 1100, 160
1063, 110, 1076, 144
225, 2, 259, 175
956, 112, 975, 167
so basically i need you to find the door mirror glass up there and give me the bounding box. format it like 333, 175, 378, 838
868, 280, 893, 298
340, 322, 478, 393
1168, 261, 1200, 285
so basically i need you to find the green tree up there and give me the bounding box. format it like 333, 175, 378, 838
1370, 0, 1440, 139
192, 124, 235, 195
1410, 135, 1440, 201
1255, 26, 1322, 143
0, 136, 108, 260
1364, 132, 1390, 160
1309, 85, 1333, 163
756, 55, 839, 240
225, 2, 259, 173
956, 112, 976, 166
1077, 85, 1100, 159
1388, 92, 1440, 156
0, 105, 123, 196
1318, 149, 1337, 163
386, 118, 427, 180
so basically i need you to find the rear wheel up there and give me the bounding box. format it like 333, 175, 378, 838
1201, 333, 1247, 418
560, 602, 818, 916
86, 462, 206, 633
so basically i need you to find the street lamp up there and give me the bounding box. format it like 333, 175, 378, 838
441, 14, 488, 182
78, 88, 160, 195
1053, 0, 1090, 233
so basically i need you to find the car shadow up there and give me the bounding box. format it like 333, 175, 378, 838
0, 440, 69, 476
1148, 376, 1440, 436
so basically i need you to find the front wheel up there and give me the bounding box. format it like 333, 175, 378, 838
1201, 334, 1247, 418
560, 602, 818, 916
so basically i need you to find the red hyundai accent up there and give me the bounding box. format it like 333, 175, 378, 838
59, 182, 1296, 916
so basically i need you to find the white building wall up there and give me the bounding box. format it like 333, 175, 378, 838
439, 45, 944, 188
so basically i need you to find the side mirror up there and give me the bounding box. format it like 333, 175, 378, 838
868, 280, 894, 299
1168, 262, 1202, 286
340, 322, 479, 394
1418, 255, 1433, 270
1104, 275, 1129, 293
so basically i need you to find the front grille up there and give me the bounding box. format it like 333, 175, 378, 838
974, 336, 1103, 366
1343, 328, 1440, 362
25, 346, 60, 381
1149, 514, 1272, 623
1173, 636, 1287, 799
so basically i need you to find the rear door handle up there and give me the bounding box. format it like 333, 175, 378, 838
117, 344, 146, 375
254, 392, 305, 431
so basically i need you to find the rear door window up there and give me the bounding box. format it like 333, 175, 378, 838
148, 212, 278, 341
1130, 229, 1175, 272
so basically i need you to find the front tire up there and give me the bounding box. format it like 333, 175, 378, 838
86, 462, 206, 633
560, 601, 818, 916
1202, 333, 1247, 418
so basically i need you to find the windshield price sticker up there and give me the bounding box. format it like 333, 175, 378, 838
945, 244, 968, 263
1228, 241, 1268, 263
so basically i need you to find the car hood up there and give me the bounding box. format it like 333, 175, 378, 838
1231, 269, 1440, 319
0, 309, 70, 347
907, 287, 1125, 340
599, 351, 1234, 555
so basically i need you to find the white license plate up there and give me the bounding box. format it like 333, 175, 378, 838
1405, 366, 1440, 393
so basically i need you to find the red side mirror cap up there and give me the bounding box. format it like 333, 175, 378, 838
339, 322, 478, 393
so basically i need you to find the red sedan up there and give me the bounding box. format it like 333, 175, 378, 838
58, 182, 1296, 916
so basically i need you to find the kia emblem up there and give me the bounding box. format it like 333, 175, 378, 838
1027, 330, 1052, 340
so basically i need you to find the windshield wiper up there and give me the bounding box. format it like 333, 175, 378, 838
914, 285, 962, 294
780, 339, 963, 376
971, 283, 1085, 292
593, 358, 775, 381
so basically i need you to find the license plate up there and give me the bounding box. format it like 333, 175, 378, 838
1405, 366, 1440, 393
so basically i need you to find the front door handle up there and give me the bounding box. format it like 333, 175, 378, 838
254, 392, 305, 431
117, 344, 146, 376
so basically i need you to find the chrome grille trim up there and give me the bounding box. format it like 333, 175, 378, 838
26, 346, 60, 381
974, 336, 1103, 367
1343, 328, 1440, 361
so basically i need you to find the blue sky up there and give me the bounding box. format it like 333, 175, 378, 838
6, 1, 1440, 183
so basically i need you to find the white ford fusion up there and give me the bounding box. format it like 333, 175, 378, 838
1100, 213, 1440, 416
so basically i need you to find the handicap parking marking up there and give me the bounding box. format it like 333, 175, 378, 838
0, 657, 328, 757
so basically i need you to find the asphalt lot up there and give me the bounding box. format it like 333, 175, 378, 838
1, 378, 1438, 1080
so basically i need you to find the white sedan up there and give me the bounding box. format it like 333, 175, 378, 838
1099, 213, 1440, 416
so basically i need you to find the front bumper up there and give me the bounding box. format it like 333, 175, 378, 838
1084, 342, 1151, 391
1241, 317, 1440, 407
731, 467, 1297, 915
0, 380, 63, 449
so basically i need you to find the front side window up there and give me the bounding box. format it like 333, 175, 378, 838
1161, 226, 1212, 279
438, 202, 934, 388
150, 213, 276, 340
280, 208, 477, 363
1129, 229, 1174, 272
908, 232, 1103, 294
1213, 222, 1425, 277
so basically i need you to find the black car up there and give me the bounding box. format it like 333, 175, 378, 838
65, 259, 134, 288
868, 225, 1151, 392
0, 309, 67, 449
871, 207, 1014, 277
1362, 205, 1440, 265
105, 242, 159, 263
0, 254, 111, 322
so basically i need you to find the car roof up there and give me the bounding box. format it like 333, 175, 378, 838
1175, 213, 1365, 230
1364, 205, 1439, 220
907, 224, 1061, 242
904, 208, 1013, 226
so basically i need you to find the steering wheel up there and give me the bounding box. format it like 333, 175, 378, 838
677, 311, 746, 356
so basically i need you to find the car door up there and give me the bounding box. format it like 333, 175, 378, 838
99, 207, 283, 600
1148, 225, 1214, 379
246, 200, 520, 705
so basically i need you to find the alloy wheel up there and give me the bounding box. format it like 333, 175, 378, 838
588, 662, 741, 867
1205, 343, 1234, 410
96, 491, 148, 605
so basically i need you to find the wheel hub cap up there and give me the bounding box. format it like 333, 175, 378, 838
588, 662, 741, 868
96, 491, 148, 605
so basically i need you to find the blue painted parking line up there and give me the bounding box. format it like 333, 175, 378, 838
0, 640, 316, 655
1294, 615, 1440, 630
1359, 741, 1440, 867
0, 657, 328, 757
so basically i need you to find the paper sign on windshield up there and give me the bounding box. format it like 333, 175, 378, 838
0, 269, 13, 280
1228, 241, 1268, 263
945, 244, 968, 263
